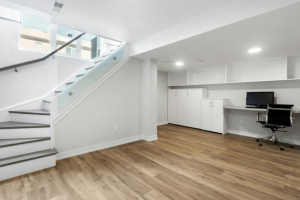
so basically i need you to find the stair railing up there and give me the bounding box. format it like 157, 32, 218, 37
0, 33, 86, 72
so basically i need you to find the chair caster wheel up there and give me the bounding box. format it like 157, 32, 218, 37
258, 143, 262, 146
290, 145, 294, 148
256, 139, 259, 142
280, 147, 284, 151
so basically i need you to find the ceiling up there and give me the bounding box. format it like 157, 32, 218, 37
133, 3, 300, 72
6, 0, 234, 43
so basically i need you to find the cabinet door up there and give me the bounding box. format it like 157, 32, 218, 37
201, 100, 212, 131
211, 100, 224, 133
187, 90, 201, 128
168, 90, 177, 124
177, 90, 187, 126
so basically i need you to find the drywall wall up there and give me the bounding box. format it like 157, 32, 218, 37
140, 59, 158, 141
157, 71, 168, 124
55, 59, 144, 157
0, 17, 89, 110
172, 80, 300, 145
130, 0, 300, 56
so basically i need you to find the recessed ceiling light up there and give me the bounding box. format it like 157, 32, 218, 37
248, 48, 262, 53
175, 62, 184, 66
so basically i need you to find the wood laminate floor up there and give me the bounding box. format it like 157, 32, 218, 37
1, 124, 300, 200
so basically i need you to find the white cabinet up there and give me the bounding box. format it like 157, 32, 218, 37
168, 90, 177, 124
177, 90, 187, 126
201, 99, 228, 134
168, 89, 207, 129
187, 90, 203, 128
201, 100, 212, 131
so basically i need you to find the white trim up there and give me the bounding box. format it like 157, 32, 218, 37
157, 121, 168, 126
140, 135, 158, 142
56, 135, 140, 160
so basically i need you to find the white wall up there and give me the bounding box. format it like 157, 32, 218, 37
55, 59, 143, 157
157, 71, 168, 124
0, 17, 89, 110
130, 0, 300, 56
140, 59, 158, 140
172, 80, 300, 145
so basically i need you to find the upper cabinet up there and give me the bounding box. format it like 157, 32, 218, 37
168, 54, 300, 86
168, 71, 187, 86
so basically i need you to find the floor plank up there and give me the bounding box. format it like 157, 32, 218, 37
1, 124, 300, 200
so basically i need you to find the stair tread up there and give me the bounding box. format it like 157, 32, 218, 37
9, 109, 50, 115
76, 73, 85, 77
43, 100, 51, 103
66, 81, 74, 85
86, 66, 94, 70
0, 121, 50, 129
103, 53, 111, 57
0, 148, 58, 167
0, 137, 50, 148
55, 91, 62, 93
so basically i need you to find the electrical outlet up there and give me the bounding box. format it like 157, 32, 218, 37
114, 125, 118, 131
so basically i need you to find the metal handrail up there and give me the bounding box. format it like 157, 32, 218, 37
0, 32, 86, 72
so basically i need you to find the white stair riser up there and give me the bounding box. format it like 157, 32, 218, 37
0, 128, 49, 139
0, 140, 51, 159
43, 102, 51, 112
0, 155, 56, 181
10, 113, 50, 124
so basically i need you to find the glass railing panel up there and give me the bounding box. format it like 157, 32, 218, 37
58, 47, 123, 111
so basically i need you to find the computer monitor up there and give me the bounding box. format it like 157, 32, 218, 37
246, 92, 274, 108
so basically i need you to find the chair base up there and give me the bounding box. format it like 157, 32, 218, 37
256, 132, 294, 151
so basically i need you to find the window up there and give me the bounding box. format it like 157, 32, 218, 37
56, 26, 78, 56
35, 42, 42, 51
66, 47, 76, 55
20, 13, 50, 52
81, 33, 100, 59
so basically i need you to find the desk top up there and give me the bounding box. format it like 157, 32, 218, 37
224, 106, 300, 113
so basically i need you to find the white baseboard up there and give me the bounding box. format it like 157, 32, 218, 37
56, 135, 140, 160
140, 135, 158, 142
157, 121, 168, 126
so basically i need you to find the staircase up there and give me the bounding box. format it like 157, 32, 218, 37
0, 44, 123, 181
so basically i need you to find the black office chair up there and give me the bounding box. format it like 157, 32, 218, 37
256, 104, 295, 151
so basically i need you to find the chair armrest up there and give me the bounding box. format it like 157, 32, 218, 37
257, 112, 266, 123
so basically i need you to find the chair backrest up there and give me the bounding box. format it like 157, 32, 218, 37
266, 104, 294, 127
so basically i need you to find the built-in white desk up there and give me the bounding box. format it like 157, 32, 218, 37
224, 106, 300, 113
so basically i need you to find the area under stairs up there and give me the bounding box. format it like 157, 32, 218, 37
0, 44, 123, 181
